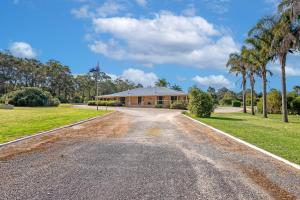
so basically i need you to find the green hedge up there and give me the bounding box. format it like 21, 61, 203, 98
88, 100, 122, 107
232, 100, 241, 107
1, 87, 60, 107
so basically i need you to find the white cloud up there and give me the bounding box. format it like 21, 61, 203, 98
182, 4, 196, 16
205, 0, 231, 14
121, 68, 158, 87
71, 1, 125, 19
71, 5, 92, 19
107, 73, 118, 80
192, 75, 233, 89
136, 0, 147, 7
9, 42, 37, 58
89, 12, 239, 69
270, 65, 300, 77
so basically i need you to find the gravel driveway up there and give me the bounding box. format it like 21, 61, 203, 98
0, 107, 299, 200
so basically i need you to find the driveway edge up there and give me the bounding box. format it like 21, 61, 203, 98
182, 114, 300, 170
0, 111, 115, 148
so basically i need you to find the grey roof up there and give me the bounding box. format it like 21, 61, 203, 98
100, 87, 187, 97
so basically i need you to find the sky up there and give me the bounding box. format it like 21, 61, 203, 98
1, 0, 300, 92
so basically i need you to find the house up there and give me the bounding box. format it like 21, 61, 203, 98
99, 87, 188, 108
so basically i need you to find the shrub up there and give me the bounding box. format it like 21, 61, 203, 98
220, 98, 233, 106
287, 92, 297, 111
73, 96, 83, 103
232, 100, 241, 107
188, 87, 214, 117
220, 92, 236, 106
170, 101, 187, 110
257, 98, 263, 113
87, 100, 122, 107
155, 104, 163, 108
1, 87, 60, 107
257, 89, 281, 114
291, 96, 300, 115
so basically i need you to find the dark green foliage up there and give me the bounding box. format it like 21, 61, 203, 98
170, 101, 187, 110
188, 87, 214, 117
2, 87, 60, 107
207, 86, 218, 105
287, 91, 297, 110
232, 100, 241, 107
291, 96, 300, 115
154, 104, 163, 108
0, 51, 144, 103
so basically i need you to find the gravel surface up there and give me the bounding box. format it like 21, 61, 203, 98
0, 107, 299, 200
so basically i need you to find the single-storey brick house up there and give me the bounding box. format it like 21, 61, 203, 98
99, 87, 188, 108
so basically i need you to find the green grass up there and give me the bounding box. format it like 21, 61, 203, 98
0, 104, 111, 144
188, 112, 300, 165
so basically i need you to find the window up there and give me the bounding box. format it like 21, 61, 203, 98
120, 97, 125, 105
171, 96, 177, 103
157, 96, 163, 105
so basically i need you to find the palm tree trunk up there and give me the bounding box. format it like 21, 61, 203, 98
242, 75, 247, 113
280, 54, 288, 123
250, 73, 255, 115
262, 67, 268, 118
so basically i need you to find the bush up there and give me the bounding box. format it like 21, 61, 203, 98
257, 89, 281, 114
188, 87, 214, 117
220, 98, 234, 106
87, 100, 122, 107
155, 104, 163, 108
291, 96, 300, 115
220, 92, 236, 106
287, 92, 297, 111
257, 98, 263, 113
1, 87, 60, 107
73, 96, 83, 103
170, 101, 187, 110
232, 100, 241, 107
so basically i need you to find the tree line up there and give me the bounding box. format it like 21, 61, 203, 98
0, 51, 141, 103
227, 0, 300, 122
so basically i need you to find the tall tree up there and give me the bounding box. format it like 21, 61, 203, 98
241, 47, 259, 115
247, 16, 276, 118
270, 13, 300, 122
226, 52, 247, 113
171, 84, 182, 91
155, 78, 169, 87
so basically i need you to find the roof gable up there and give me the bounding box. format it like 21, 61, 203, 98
100, 87, 187, 97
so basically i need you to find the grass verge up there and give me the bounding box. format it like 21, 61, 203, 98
187, 112, 300, 165
0, 104, 111, 143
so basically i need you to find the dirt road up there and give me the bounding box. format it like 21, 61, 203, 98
0, 107, 299, 199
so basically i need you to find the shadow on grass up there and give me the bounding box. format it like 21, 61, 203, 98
208, 116, 244, 121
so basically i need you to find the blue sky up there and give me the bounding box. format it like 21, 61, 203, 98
1, 0, 300, 92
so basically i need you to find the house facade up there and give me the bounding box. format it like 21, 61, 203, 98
99, 87, 188, 108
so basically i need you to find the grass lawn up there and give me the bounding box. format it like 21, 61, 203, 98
0, 104, 111, 144
188, 112, 300, 165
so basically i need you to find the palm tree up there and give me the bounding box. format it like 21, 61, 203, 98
155, 78, 169, 87
171, 84, 182, 91
247, 16, 276, 118
270, 13, 300, 122
241, 47, 260, 115
226, 51, 247, 113
278, 0, 300, 21
293, 85, 300, 95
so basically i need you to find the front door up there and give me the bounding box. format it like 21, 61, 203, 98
138, 96, 142, 105
120, 97, 125, 105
